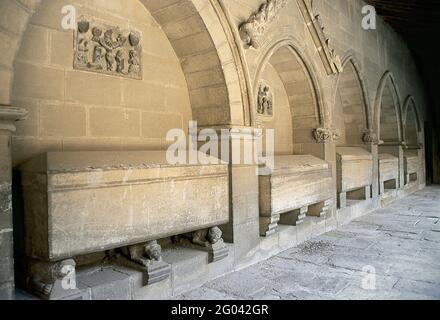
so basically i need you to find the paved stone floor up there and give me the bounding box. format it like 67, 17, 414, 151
179, 186, 440, 300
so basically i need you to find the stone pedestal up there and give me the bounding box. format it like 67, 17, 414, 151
0, 107, 27, 300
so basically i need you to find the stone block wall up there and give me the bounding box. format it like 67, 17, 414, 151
0, 0, 430, 299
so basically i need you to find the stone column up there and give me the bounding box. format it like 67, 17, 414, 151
0, 107, 27, 300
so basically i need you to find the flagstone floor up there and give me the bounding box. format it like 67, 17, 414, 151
179, 186, 440, 300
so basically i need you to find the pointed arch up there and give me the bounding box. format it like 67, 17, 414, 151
373, 71, 404, 143
252, 38, 325, 147
403, 95, 422, 146
332, 52, 371, 146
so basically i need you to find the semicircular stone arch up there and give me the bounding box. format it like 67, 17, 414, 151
374, 72, 404, 144
403, 96, 421, 146
333, 55, 370, 146
6, 0, 244, 165
253, 40, 324, 155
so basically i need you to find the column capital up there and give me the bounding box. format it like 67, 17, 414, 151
0, 106, 28, 132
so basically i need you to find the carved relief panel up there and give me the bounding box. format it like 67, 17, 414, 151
74, 17, 142, 79
239, 0, 287, 49
257, 82, 274, 118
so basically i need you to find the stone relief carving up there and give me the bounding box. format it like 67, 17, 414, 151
74, 17, 142, 79
313, 127, 339, 143
28, 259, 82, 300
239, 0, 287, 49
109, 240, 171, 286
173, 226, 229, 263
362, 130, 379, 145
296, 0, 343, 75
257, 82, 274, 117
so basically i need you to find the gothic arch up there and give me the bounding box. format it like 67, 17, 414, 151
373, 71, 404, 143
252, 38, 325, 146
332, 53, 371, 146
2, 0, 245, 127
403, 96, 422, 146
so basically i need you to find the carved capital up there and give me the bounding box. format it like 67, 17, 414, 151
239, 0, 287, 49
362, 131, 379, 145
313, 127, 339, 143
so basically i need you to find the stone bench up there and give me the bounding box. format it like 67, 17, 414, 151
259, 155, 333, 237
19, 151, 229, 300
379, 153, 399, 194
336, 147, 373, 208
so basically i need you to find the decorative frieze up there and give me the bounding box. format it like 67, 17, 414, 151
74, 18, 142, 79
239, 0, 287, 49
257, 82, 274, 117
296, 0, 343, 75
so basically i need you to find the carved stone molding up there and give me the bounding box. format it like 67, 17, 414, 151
362, 130, 379, 145
0, 106, 28, 132
74, 17, 142, 79
239, 0, 287, 49
257, 82, 274, 118
296, 0, 343, 75
313, 127, 339, 143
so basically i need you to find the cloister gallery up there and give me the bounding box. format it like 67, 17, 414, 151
0, 0, 436, 300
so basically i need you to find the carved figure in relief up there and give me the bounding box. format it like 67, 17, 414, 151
258, 84, 274, 116
76, 38, 89, 65
115, 49, 126, 74
89, 45, 104, 70
74, 18, 142, 79
128, 50, 140, 74
239, 0, 287, 49
120, 240, 162, 267
174, 226, 224, 248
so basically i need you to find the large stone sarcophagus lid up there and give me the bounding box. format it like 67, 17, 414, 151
379, 153, 399, 193
259, 155, 333, 236
20, 151, 229, 262
336, 147, 373, 208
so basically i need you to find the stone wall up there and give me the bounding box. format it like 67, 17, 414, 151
0, 0, 430, 299
10, 0, 192, 167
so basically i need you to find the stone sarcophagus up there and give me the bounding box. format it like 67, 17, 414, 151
379, 153, 399, 194
19, 151, 229, 299
404, 151, 419, 184
259, 155, 333, 236
336, 147, 373, 208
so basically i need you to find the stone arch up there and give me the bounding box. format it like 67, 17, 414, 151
253, 38, 324, 150
374, 71, 404, 143
333, 53, 371, 146
1, 0, 244, 127
403, 96, 422, 146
